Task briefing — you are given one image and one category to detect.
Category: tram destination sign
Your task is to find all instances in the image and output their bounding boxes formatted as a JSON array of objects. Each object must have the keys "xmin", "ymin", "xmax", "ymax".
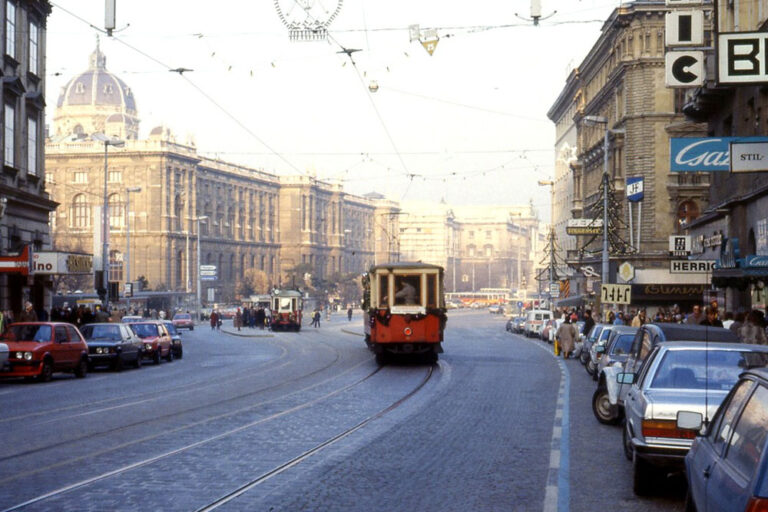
[{"xmin": 670, "ymin": 260, "xmax": 716, "ymax": 273}]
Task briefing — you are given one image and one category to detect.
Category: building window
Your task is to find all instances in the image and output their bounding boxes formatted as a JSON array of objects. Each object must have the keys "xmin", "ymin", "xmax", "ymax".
[
  {"xmin": 28, "ymin": 20, "xmax": 38, "ymax": 74},
  {"xmin": 109, "ymin": 250, "xmax": 123, "ymax": 282},
  {"xmin": 677, "ymin": 200, "xmax": 700, "ymax": 231},
  {"xmin": 73, "ymin": 170, "xmax": 88, "ymax": 184},
  {"xmin": 108, "ymin": 193, "xmax": 123, "ymax": 229},
  {"xmin": 485, "ymin": 230, "xmax": 492, "ymax": 239},
  {"xmin": 27, "ymin": 116, "xmax": 36, "ymax": 175},
  {"xmin": 108, "ymin": 170, "xmax": 121, "ymax": 183},
  {"xmin": 70, "ymin": 194, "xmax": 90, "ymax": 228},
  {"xmin": 5, "ymin": 1, "xmax": 15, "ymax": 59},
  {"xmin": 74, "ymin": 82, "xmax": 85, "ymax": 94},
  {"xmin": 4, "ymin": 103, "xmax": 14, "ymax": 167}
]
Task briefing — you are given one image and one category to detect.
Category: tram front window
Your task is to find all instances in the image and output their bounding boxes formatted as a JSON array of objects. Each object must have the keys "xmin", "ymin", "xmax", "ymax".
[
  {"xmin": 394, "ymin": 275, "xmax": 421, "ymax": 306},
  {"xmin": 426, "ymin": 274, "xmax": 437, "ymax": 308}
]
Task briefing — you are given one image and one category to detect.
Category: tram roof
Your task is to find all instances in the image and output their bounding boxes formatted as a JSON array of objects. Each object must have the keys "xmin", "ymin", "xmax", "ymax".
[
  {"xmin": 369, "ymin": 261, "xmax": 444, "ymax": 272},
  {"xmin": 271, "ymin": 289, "xmax": 304, "ymax": 297}
]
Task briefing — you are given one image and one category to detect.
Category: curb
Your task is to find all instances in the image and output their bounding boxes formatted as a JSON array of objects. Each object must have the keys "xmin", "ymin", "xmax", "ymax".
[
  {"xmin": 340, "ymin": 329, "xmax": 364, "ymax": 337},
  {"xmin": 221, "ymin": 329, "xmax": 274, "ymax": 338}
]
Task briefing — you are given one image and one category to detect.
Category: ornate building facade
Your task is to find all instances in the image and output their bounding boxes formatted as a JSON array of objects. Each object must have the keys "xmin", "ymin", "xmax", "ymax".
[
  {"xmin": 46, "ymin": 46, "xmax": 394, "ymax": 303},
  {"xmin": 0, "ymin": 0, "xmax": 55, "ymax": 314},
  {"xmin": 548, "ymin": 0, "xmax": 712, "ymax": 310}
]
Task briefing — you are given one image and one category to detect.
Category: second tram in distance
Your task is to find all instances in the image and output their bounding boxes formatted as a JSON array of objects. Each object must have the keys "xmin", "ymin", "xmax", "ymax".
[{"xmin": 363, "ymin": 262, "xmax": 447, "ymax": 364}]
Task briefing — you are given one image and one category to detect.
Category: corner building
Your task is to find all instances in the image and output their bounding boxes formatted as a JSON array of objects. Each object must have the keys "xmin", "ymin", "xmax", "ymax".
[{"xmin": 548, "ymin": 0, "xmax": 713, "ymax": 312}]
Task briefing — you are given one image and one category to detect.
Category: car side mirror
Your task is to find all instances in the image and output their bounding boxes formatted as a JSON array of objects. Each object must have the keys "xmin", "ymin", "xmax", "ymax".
[
  {"xmin": 596, "ymin": 345, "xmax": 605, "ymax": 354},
  {"xmin": 617, "ymin": 372, "xmax": 636, "ymax": 385},
  {"xmin": 676, "ymin": 411, "xmax": 703, "ymax": 432}
]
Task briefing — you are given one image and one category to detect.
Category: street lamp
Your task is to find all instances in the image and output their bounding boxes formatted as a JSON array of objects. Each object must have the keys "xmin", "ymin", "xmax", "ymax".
[
  {"xmin": 581, "ymin": 115, "xmax": 625, "ymax": 312},
  {"xmin": 195, "ymin": 215, "xmax": 208, "ymax": 324},
  {"xmin": 125, "ymin": 186, "xmax": 141, "ymax": 312},
  {"xmin": 92, "ymin": 133, "xmax": 125, "ymax": 311}
]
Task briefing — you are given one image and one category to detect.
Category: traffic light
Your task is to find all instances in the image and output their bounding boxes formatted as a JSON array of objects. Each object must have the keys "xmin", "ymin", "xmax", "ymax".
[{"xmin": 108, "ymin": 282, "xmax": 120, "ymax": 302}]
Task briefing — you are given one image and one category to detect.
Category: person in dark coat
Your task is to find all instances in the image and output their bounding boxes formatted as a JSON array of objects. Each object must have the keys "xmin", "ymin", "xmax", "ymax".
[{"xmin": 582, "ymin": 309, "xmax": 595, "ymax": 337}]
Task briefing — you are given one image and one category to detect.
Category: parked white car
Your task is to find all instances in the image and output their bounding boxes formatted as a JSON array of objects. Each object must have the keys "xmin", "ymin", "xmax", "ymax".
[{"xmin": 524, "ymin": 310, "xmax": 552, "ymax": 337}]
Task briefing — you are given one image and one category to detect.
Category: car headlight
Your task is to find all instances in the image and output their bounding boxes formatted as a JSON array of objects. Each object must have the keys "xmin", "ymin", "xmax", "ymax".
[
  {"xmin": 24, "ymin": 352, "xmax": 32, "ymax": 361},
  {"xmin": 15, "ymin": 351, "xmax": 23, "ymax": 359},
  {"xmin": 144, "ymin": 344, "xmax": 152, "ymax": 351}
]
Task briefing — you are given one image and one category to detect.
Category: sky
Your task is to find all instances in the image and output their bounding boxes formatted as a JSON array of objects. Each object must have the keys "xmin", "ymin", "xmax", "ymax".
[{"xmin": 45, "ymin": 0, "xmax": 624, "ymax": 221}]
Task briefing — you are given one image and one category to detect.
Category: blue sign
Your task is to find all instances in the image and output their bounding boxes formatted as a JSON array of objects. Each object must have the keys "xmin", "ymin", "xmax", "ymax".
[
  {"xmin": 201, "ymin": 276, "xmax": 217, "ymax": 281},
  {"xmin": 670, "ymin": 137, "xmax": 768, "ymax": 172},
  {"xmin": 626, "ymin": 177, "xmax": 644, "ymax": 202},
  {"xmin": 517, "ymin": 301, "xmax": 523, "ymax": 308}
]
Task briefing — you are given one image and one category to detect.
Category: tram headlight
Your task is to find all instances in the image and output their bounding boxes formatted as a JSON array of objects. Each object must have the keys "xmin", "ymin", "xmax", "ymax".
[{"xmin": 404, "ymin": 327, "xmax": 413, "ymax": 336}]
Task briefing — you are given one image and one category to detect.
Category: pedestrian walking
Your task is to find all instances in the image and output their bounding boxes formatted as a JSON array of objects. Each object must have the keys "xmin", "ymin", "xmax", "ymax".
[
  {"xmin": 210, "ymin": 310, "xmax": 218, "ymax": 330},
  {"xmin": 740, "ymin": 310, "xmax": 767, "ymax": 345},
  {"xmin": 347, "ymin": 307, "xmax": 353, "ymax": 321},
  {"xmin": 555, "ymin": 316, "xmax": 578, "ymax": 359},
  {"xmin": 19, "ymin": 301, "xmax": 37, "ymax": 322},
  {"xmin": 235, "ymin": 308, "xmax": 243, "ymax": 332},
  {"xmin": 312, "ymin": 310, "xmax": 321, "ymax": 328}
]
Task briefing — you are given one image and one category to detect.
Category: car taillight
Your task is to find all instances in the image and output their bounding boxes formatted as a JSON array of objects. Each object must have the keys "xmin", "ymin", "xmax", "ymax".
[
  {"xmin": 746, "ymin": 497, "xmax": 768, "ymax": 512},
  {"xmin": 642, "ymin": 419, "xmax": 696, "ymax": 439}
]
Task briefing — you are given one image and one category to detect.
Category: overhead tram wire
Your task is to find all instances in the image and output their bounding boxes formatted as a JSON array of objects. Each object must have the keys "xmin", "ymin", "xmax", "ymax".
[{"xmin": 50, "ymin": 2, "xmax": 307, "ymax": 177}]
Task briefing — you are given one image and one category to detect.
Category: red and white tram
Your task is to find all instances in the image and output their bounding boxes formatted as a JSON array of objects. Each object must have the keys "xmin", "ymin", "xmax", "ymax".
[
  {"xmin": 363, "ymin": 262, "xmax": 447, "ymax": 364},
  {"xmin": 270, "ymin": 289, "xmax": 303, "ymax": 331}
]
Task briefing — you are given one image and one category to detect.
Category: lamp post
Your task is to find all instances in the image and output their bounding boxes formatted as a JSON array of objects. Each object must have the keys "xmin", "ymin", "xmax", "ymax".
[
  {"xmin": 582, "ymin": 116, "xmax": 625, "ymax": 314},
  {"xmin": 92, "ymin": 133, "xmax": 125, "ymax": 311},
  {"xmin": 195, "ymin": 215, "xmax": 208, "ymax": 324},
  {"xmin": 125, "ymin": 186, "xmax": 141, "ymax": 312}
]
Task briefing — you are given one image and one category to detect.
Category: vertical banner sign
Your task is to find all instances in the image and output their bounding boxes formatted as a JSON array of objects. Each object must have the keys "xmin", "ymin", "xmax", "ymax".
[{"xmin": 665, "ymin": 10, "xmax": 704, "ymax": 46}]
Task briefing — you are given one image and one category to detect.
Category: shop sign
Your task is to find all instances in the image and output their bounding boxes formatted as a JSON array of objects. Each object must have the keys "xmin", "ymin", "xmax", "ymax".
[
  {"xmin": 743, "ymin": 255, "xmax": 768, "ymax": 268},
  {"xmin": 618, "ymin": 262, "xmax": 635, "ymax": 282},
  {"xmin": 730, "ymin": 141, "xmax": 768, "ymax": 172},
  {"xmin": 669, "ymin": 235, "xmax": 692, "ymax": 256},
  {"xmin": 631, "ymin": 283, "xmax": 709, "ymax": 301},
  {"xmin": 601, "ymin": 283, "xmax": 632, "ymax": 304},
  {"xmin": 567, "ymin": 218, "xmax": 603, "ymax": 235},
  {"xmin": 670, "ymin": 137, "xmax": 768, "ymax": 172},
  {"xmin": 0, "ymin": 245, "xmax": 32, "ymax": 275},
  {"xmin": 32, "ymin": 252, "xmax": 93, "ymax": 275},
  {"xmin": 670, "ymin": 260, "xmax": 716, "ymax": 273},
  {"xmin": 626, "ymin": 177, "xmax": 644, "ymax": 202}
]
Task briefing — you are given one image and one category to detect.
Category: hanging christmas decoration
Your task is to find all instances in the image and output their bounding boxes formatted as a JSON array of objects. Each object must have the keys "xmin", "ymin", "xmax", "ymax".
[{"xmin": 409, "ymin": 24, "xmax": 440, "ymax": 56}]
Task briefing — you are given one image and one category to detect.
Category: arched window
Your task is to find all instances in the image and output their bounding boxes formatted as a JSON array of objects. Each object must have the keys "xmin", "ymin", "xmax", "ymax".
[
  {"xmin": 174, "ymin": 194, "xmax": 184, "ymax": 232},
  {"xmin": 677, "ymin": 200, "xmax": 700, "ymax": 231},
  {"xmin": 229, "ymin": 254, "xmax": 235, "ymax": 280},
  {"xmin": 467, "ymin": 245, "xmax": 475, "ymax": 257},
  {"xmin": 109, "ymin": 250, "xmax": 123, "ymax": 282},
  {"xmin": 176, "ymin": 250, "xmax": 183, "ymax": 289},
  {"xmin": 70, "ymin": 194, "xmax": 90, "ymax": 228},
  {"xmin": 108, "ymin": 193, "xmax": 123, "ymax": 229}
]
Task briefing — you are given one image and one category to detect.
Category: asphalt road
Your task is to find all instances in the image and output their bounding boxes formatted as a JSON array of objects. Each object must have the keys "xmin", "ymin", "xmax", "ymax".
[{"xmin": 0, "ymin": 310, "xmax": 685, "ymax": 511}]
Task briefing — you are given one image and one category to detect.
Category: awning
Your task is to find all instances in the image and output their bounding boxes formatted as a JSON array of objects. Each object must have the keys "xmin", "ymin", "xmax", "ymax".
[{"xmin": 555, "ymin": 295, "xmax": 590, "ymax": 308}]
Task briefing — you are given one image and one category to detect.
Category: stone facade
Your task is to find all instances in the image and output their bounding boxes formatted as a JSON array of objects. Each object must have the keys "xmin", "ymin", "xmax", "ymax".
[{"xmin": 0, "ymin": 0, "xmax": 55, "ymax": 315}]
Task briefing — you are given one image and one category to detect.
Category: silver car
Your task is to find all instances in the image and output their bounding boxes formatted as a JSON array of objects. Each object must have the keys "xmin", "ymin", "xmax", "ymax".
[
  {"xmin": 0, "ymin": 342, "xmax": 8, "ymax": 372},
  {"xmin": 591, "ymin": 326, "xmax": 638, "ymax": 425},
  {"xmin": 620, "ymin": 341, "xmax": 768, "ymax": 496},
  {"xmin": 586, "ymin": 324, "xmax": 617, "ymax": 378}
]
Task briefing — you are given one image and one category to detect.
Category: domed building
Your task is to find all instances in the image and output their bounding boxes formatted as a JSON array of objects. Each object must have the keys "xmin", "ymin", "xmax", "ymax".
[{"xmin": 52, "ymin": 41, "xmax": 139, "ymax": 140}]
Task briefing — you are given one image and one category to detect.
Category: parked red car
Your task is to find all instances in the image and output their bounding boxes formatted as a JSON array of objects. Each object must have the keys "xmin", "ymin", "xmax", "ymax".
[
  {"xmin": 128, "ymin": 321, "xmax": 173, "ymax": 364},
  {"xmin": 172, "ymin": 313, "xmax": 194, "ymax": 331},
  {"xmin": 0, "ymin": 322, "xmax": 89, "ymax": 382}
]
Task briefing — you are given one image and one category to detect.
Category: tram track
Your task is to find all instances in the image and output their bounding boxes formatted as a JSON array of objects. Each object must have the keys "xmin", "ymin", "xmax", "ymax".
[
  {"xmin": 0, "ymin": 364, "xmax": 435, "ymax": 512},
  {"xmin": 0, "ymin": 349, "xmax": 369, "ymax": 484}
]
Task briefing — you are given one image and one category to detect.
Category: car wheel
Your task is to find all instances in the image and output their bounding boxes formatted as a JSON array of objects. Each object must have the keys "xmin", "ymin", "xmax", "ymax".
[
  {"xmin": 74, "ymin": 358, "xmax": 88, "ymax": 379},
  {"xmin": 135, "ymin": 352, "xmax": 142, "ymax": 369},
  {"xmin": 190, "ymin": 326, "xmax": 194, "ymax": 331},
  {"xmin": 580, "ymin": 349, "xmax": 589, "ymax": 365},
  {"xmin": 175, "ymin": 347, "xmax": 183, "ymax": 360},
  {"xmin": 592, "ymin": 387, "xmax": 619, "ymax": 425},
  {"xmin": 586, "ymin": 359, "xmax": 596, "ymax": 376},
  {"xmin": 166, "ymin": 347, "xmax": 174, "ymax": 362},
  {"xmin": 632, "ymin": 453, "xmax": 655, "ymax": 496},
  {"xmin": 38, "ymin": 359, "xmax": 53, "ymax": 383},
  {"xmin": 623, "ymin": 420, "xmax": 634, "ymax": 461},
  {"xmin": 153, "ymin": 351, "xmax": 161, "ymax": 365}
]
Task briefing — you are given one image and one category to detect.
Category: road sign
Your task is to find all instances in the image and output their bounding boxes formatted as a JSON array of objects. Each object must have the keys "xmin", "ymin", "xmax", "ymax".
[
  {"xmin": 626, "ymin": 177, "xmax": 644, "ymax": 202},
  {"xmin": 200, "ymin": 270, "xmax": 217, "ymax": 277},
  {"xmin": 201, "ymin": 276, "xmax": 217, "ymax": 281},
  {"xmin": 517, "ymin": 301, "xmax": 523, "ymax": 309},
  {"xmin": 601, "ymin": 284, "xmax": 632, "ymax": 305},
  {"xmin": 549, "ymin": 282, "xmax": 560, "ymax": 298},
  {"xmin": 665, "ymin": 50, "xmax": 705, "ymax": 87},
  {"xmin": 566, "ymin": 218, "xmax": 603, "ymax": 235},
  {"xmin": 124, "ymin": 282, "xmax": 133, "ymax": 298},
  {"xmin": 200, "ymin": 265, "xmax": 217, "ymax": 271},
  {"xmin": 618, "ymin": 262, "xmax": 635, "ymax": 282}
]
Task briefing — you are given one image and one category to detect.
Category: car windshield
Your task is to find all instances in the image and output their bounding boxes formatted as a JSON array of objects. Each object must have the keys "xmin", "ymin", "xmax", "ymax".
[
  {"xmin": 588, "ymin": 326, "xmax": 603, "ymax": 342},
  {"xmin": 1, "ymin": 325, "xmax": 52, "ymax": 342},
  {"xmin": 599, "ymin": 328, "xmax": 612, "ymax": 341},
  {"xmin": 130, "ymin": 323, "xmax": 160, "ymax": 338},
  {"xmin": 650, "ymin": 349, "xmax": 768, "ymax": 390},
  {"xmin": 81, "ymin": 325, "xmax": 121, "ymax": 341},
  {"xmin": 173, "ymin": 314, "xmax": 191, "ymax": 320},
  {"xmin": 121, "ymin": 316, "xmax": 142, "ymax": 323},
  {"xmin": 611, "ymin": 334, "xmax": 634, "ymax": 355},
  {"xmin": 164, "ymin": 323, "xmax": 179, "ymax": 335}
]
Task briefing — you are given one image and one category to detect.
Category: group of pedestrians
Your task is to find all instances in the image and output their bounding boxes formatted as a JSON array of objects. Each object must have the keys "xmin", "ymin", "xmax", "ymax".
[{"xmin": 228, "ymin": 306, "xmax": 272, "ymax": 332}]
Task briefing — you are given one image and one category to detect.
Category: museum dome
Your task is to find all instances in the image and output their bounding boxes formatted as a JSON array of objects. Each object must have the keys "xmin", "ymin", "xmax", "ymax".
[{"xmin": 52, "ymin": 41, "xmax": 140, "ymax": 140}]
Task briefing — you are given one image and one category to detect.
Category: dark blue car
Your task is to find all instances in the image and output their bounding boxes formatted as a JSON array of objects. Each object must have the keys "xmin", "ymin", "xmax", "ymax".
[{"xmin": 683, "ymin": 367, "xmax": 768, "ymax": 512}]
